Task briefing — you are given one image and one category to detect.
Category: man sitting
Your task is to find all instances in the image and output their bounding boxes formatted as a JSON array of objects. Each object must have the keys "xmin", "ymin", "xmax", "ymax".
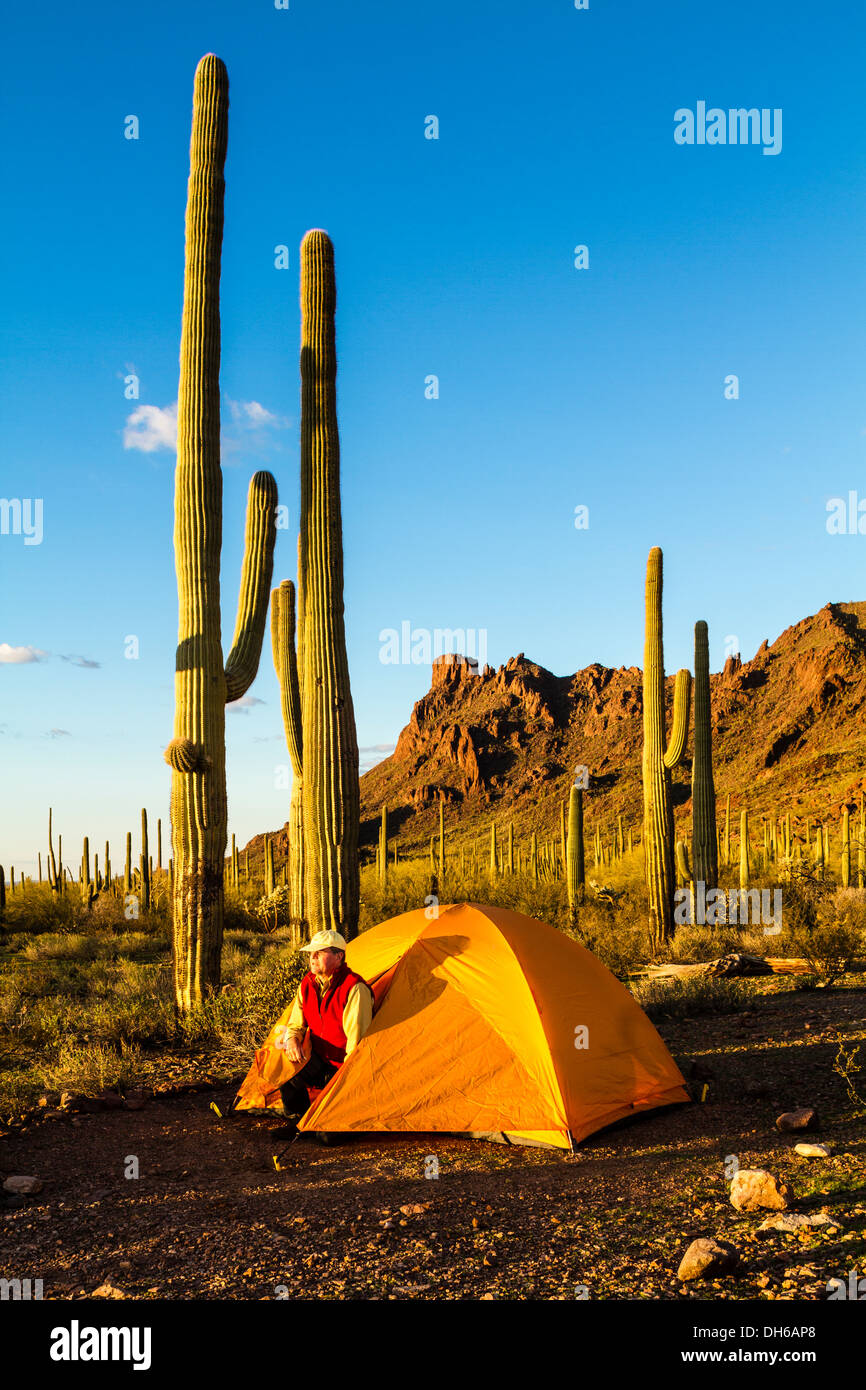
[{"xmin": 274, "ymin": 929, "xmax": 373, "ymax": 1140}]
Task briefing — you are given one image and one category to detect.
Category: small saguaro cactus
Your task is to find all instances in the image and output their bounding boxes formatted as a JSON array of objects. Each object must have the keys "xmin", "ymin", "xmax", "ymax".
[
  {"xmin": 642, "ymin": 547, "xmax": 692, "ymax": 947},
  {"xmin": 438, "ymin": 801, "xmax": 445, "ymax": 878},
  {"xmin": 530, "ymin": 832, "xmax": 538, "ymax": 882},
  {"xmin": 859, "ymin": 794, "xmax": 865, "ymax": 889},
  {"xmin": 125, "ymin": 832, "xmax": 132, "ymax": 895},
  {"xmin": 566, "ymin": 784, "xmax": 585, "ymax": 915},
  {"xmin": 264, "ymin": 835, "xmax": 275, "ymax": 896},
  {"xmin": 165, "ymin": 56, "xmax": 278, "ymax": 1009},
  {"xmin": 140, "ymin": 809, "xmax": 150, "ymax": 912},
  {"xmin": 814, "ymin": 827, "xmax": 825, "ymax": 880},
  {"xmin": 739, "ymin": 809, "xmax": 750, "ymax": 889},
  {"xmin": 380, "ymin": 806, "xmax": 389, "ymax": 886},
  {"xmin": 691, "ymin": 620, "xmax": 718, "ymax": 896},
  {"xmin": 48, "ymin": 807, "xmax": 58, "ymax": 892},
  {"xmin": 489, "ymin": 824, "xmax": 497, "ymax": 877},
  {"xmin": 508, "ymin": 821, "xmax": 515, "ymax": 874},
  {"xmin": 723, "ymin": 794, "xmax": 731, "ymax": 867}
]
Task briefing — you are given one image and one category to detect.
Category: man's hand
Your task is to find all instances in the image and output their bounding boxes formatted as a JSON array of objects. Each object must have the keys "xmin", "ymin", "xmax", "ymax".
[{"xmin": 275, "ymin": 1026, "xmax": 306, "ymax": 1066}]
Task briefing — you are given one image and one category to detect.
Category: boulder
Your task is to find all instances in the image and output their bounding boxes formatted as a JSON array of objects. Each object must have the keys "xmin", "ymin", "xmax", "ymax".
[
  {"xmin": 730, "ymin": 1169, "xmax": 793, "ymax": 1211},
  {"xmin": 776, "ymin": 1108, "xmax": 818, "ymax": 1133},
  {"xmin": 794, "ymin": 1143, "xmax": 832, "ymax": 1159},
  {"xmin": 677, "ymin": 1237, "xmax": 740, "ymax": 1281},
  {"xmin": 2, "ymin": 1175, "xmax": 43, "ymax": 1196}
]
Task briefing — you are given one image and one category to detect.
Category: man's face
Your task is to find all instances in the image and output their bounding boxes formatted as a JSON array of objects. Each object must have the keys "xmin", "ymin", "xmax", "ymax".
[{"xmin": 310, "ymin": 948, "xmax": 343, "ymax": 977}]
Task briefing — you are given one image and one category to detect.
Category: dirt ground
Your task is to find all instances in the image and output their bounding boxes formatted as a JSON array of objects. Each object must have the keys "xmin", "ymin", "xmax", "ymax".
[{"xmin": 1, "ymin": 987, "xmax": 864, "ymax": 1301}]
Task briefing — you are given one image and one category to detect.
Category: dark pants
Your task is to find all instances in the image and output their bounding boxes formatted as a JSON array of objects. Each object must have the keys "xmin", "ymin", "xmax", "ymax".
[{"xmin": 279, "ymin": 1049, "xmax": 337, "ymax": 1118}]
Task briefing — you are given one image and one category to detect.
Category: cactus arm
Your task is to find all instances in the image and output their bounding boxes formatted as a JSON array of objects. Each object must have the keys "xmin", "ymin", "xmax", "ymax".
[
  {"xmin": 271, "ymin": 580, "xmax": 303, "ymax": 777},
  {"xmin": 224, "ymin": 471, "xmax": 279, "ymax": 703},
  {"xmin": 662, "ymin": 668, "xmax": 692, "ymax": 768},
  {"xmin": 271, "ymin": 577, "xmax": 305, "ymax": 930}
]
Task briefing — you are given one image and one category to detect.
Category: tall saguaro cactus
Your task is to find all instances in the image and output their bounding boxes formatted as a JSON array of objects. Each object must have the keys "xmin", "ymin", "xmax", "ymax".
[
  {"xmin": 165, "ymin": 56, "xmax": 278, "ymax": 1008},
  {"xmin": 271, "ymin": 579, "xmax": 304, "ymax": 924},
  {"xmin": 642, "ymin": 547, "xmax": 691, "ymax": 947},
  {"xmin": 691, "ymin": 620, "xmax": 718, "ymax": 895},
  {"xmin": 298, "ymin": 230, "xmax": 360, "ymax": 939}
]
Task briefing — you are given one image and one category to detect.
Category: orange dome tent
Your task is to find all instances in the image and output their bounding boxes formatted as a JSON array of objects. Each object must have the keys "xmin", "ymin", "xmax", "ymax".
[{"xmin": 234, "ymin": 902, "xmax": 690, "ymax": 1149}]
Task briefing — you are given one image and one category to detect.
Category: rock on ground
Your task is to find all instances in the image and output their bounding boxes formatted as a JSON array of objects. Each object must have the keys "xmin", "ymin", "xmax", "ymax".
[
  {"xmin": 730, "ymin": 1169, "xmax": 793, "ymax": 1211},
  {"xmin": 2, "ymin": 1176, "xmax": 43, "ymax": 1195},
  {"xmin": 756, "ymin": 1213, "xmax": 839, "ymax": 1236},
  {"xmin": 677, "ymin": 1237, "xmax": 740, "ymax": 1281},
  {"xmin": 776, "ymin": 1108, "xmax": 819, "ymax": 1132}
]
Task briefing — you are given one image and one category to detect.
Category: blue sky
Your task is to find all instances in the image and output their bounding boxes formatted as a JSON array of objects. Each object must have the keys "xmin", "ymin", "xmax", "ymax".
[{"xmin": 2, "ymin": 0, "xmax": 865, "ymax": 871}]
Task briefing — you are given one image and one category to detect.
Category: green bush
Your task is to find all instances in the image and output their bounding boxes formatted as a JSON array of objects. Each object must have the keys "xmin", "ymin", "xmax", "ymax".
[{"xmin": 630, "ymin": 972, "xmax": 752, "ymax": 1020}]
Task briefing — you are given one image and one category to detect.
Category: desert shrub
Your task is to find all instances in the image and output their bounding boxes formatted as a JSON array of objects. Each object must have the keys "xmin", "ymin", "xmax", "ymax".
[
  {"xmin": 567, "ymin": 898, "xmax": 650, "ymax": 978},
  {"xmin": 782, "ymin": 883, "xmax": 866, "ymax": 986},
  {"xmin": 180, "ymin": 942, "xmax": 307, "ymax": 1052},
  {"xmin": 37, "ymin": 1038, "xmax": 144, "ymax": 1095},
  {"xmin": 667, "ymin": 923, "xmax": 769, "ymax": 963},
  {"xmin": 630, "ymin": 972, "xmax": 752, "ymax": 1020},
  {"xmin": 0, "ymin": 883, "xmax": 78, "ymax": 935}
]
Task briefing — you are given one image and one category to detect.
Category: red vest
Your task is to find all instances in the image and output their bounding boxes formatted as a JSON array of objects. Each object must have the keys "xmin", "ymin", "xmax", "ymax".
[{"xmin": 300, "ymin": 962, "xmax": 370, "ymax": 1067}]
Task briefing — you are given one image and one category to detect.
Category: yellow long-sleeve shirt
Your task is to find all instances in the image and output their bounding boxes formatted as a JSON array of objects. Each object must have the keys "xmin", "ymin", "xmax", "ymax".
[{"xmin": 285, "ymin": 972, "xmax": 373, "ymax": 1058}]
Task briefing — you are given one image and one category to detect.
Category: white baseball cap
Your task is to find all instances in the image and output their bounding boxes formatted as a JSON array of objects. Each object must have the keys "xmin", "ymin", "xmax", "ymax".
[{"xmin": 301, "ymin": 930, "xmax": 348, "ymax": 953}]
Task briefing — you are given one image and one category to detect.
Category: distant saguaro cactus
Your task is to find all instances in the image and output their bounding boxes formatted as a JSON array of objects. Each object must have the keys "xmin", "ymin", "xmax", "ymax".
[
  {"xmin": 642, "ymin": 547, "xmax": 691, "ymax": 946},
  {"xmin": 298, "ymin": 229, "xmax": 360, "ymax": 940},
  {"xmin": 566, "ymin": 784, "xmax": 585, "ymax": 915},
  {"xmin": 438, "ymin": 801, "xmax": 445, "ymax": 878},
  {"xmin": 739, "ymin": 809, "xmax": 750, "ymax": 889},
  {"xmin": 165, "ymin": 56, "xmax": 278, "ymax": 1009},
  {"xmin": 691, "ymin": 620, "xmax": 718, "ymax": 896},
  {"xmin": 140, "ymin": 809, "xmax": 150, "ymax": 912},
  {"xmin": 381, "ymin": 806, "xmax": 389, "ymax": 886}
]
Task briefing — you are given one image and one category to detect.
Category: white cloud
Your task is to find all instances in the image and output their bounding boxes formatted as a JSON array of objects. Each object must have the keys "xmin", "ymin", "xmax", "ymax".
[
  {"xmin": 46, "ymin": 728, "xmax": 71, "ymax": 739},
  {"xmin": 123, "ymin": 399, "xmax": 288, "ymax": 457},
  {"xmin": 123, "ymin": 402, "xmax": 178, "ymax": 453},
  {"xmin": 0, "ymin": 644, "xmax": 46, "ymax": 664},
  {"xmin": 227, "ymin": 694, "xmax": 265, "ymax": 714},
  {"xmin": 227, "ymin": 399, "xmax": 288, "ymax": 430}
]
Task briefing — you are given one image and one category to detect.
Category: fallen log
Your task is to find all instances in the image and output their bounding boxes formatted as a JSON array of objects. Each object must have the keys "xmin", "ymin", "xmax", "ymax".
[{"xmin": 638, "ymin": 956, "xmax": 866, "ymax": 980}]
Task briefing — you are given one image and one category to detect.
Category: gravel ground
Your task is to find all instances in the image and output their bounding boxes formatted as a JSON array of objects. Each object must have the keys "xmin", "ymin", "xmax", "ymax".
[{"xmin": 1, "ymin": 987, "xmax": 864, "ymax": 1301}]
